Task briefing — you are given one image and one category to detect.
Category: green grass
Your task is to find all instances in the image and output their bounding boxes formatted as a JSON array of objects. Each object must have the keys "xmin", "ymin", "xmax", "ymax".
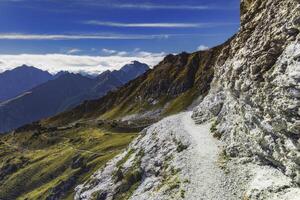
[
  {"xmin": 172, "ymin": 138, "xmax": 188, "ymax": 153},
  {"xmin": 0, "ymin": 127, "xmax": 138, "ymax": 200},
  {"xmin": 210, "ymin": 121, "xmax": 217, "ymax": 133},
  {"xmin": 218, "ymin": 149, "xmax": 230, "ymax": 171},
  {"xmin": 110, "ymin": 149, "xmax": 144, "ymax": 200},
  {"xmin": 163, "ymin": 88, "xmax": 198, "ymax": 116},
  {"xmin": 116, "ymin": 148, "xmax": 135, "ymax": 168},
  {"xmin": 101, "ymin": 87, "xmax": 198, "ymax": 122},
  {"xmin": 210, "ymin": 120, "xmax": 222, "ymax": 139}
]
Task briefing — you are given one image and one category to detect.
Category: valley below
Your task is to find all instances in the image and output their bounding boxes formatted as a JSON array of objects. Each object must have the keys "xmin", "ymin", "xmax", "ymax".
[{"xmin": 0, "ymin": 123, "xmax": 138, "ymax": 199}]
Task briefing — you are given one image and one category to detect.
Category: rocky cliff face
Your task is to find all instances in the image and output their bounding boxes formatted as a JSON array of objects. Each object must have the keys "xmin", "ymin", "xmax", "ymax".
[
  {"xmin": 74, "ymin": 0, "xmax": 300, "ymax": 199},
  {"xmin": 193, "ymin": 0, "xmax": 300, "ymax": 185}
]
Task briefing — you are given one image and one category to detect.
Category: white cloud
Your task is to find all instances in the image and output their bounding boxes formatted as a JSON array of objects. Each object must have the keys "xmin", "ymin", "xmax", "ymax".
[
  {"xmin": 0, "ymin": 33, "xmax": 230, "ymax": 42},
  {"xmin": 0, "ymin": 52, "xmax": 166, "ymax": 74},
  {"xmin": 110, "ymin": 4, "xmax": 211, "ymax": 10},
  {"xmin": 101, "ymin": 48, "xmax": 166, "ymax": 58},
  {"xmin": 101, "ymin": 48, "xmax": 117, "ymax": 54},
  {"xmin": 116, "ymin": 51, "xmax": 129, "ymax": 56},
  {"xmin": 66, "ymin": 48, "xmax": 81, "ymax": 54},
  {"xmin": 65, "ymin": 1, "xmax": 222, "ymax": 10},
  {"xmin": 0, "ymin": 33, "xmax": 169, "ymax": 40},
  {"xmin": 197, "ymin": 45, "xmax": 209, "ymax": 51},
  {"xmin": 85, "ymin": 21, "xmax": 205, "ymax": 28},
  {"xmin": 85, "ymin": 21, "xmax": 238, "ymax": 29}
]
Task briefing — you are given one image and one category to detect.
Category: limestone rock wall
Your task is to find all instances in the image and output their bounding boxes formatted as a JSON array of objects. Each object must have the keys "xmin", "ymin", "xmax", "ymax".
[{"xmin": 193, "ymin": 0, "xmax": 300, "ymax": 184}]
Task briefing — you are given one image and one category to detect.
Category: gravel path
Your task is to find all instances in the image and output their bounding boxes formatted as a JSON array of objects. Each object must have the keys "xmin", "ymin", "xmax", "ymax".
[
  {"xmin": 182, "ymin": 112, "xmax": 235, "ymax": 200},
  {"xmin": 75, "ymin": 112, "xmax": 239, "ymax": 200}
]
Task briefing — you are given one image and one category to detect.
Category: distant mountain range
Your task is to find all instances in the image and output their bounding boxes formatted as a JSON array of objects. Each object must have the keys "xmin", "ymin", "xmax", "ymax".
[
  {"xmin": 0, "ymin": 65, "xmax": 53, "ymax": 102},
  {"xmin": 0, "ymin": 61, "xmax": 149, "ymax": 133}
]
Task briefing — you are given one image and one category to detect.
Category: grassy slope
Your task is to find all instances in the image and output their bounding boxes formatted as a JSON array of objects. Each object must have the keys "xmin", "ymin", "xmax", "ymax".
[
  {"xmin": 0, "ymin": 126, "xmax": 137, "ymax": 200},
  {"xmin": 43, "ymin": 39, "xmax": 233, "ymax": 128}
]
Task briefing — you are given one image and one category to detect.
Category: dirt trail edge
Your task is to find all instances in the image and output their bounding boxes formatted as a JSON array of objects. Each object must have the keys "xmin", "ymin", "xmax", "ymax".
[{"xmin": 181, "ymin": 112, "xmax": 235, "ymax": 200}]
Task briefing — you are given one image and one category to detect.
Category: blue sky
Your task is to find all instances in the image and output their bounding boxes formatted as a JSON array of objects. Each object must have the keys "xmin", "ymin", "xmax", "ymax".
[{"xmin": 0, "ymin": 0, "xmax": 240, "ymax": 73}]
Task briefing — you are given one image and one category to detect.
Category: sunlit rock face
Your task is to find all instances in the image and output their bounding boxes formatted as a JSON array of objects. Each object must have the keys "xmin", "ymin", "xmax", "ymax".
[
  {"xmin": 75, "ymin": 0, "xmax": 300, "ymax": 199},
  {"xmin": 240, "ymin": 0, "xmax": 255, "ymax": 17},
  {"xmin": 193, "ymin": 0, "xmax": 300, "ymax": 184}
]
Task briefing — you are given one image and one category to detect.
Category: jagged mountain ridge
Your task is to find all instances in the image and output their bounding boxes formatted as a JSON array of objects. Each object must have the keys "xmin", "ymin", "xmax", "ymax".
[
  {"xmin": 0, "ymin": 61, "xmax": 149, "ymax": 133},
  {"xmin": 0, "ymin": 65, "xmax": 53, "ymax": 102},
  {"xmin": 110, "ymin": 61, "xmax": 150, "ymax": 84},
  {"xmin": 44, "ymin": 40, "xmax": 232, "ymax": 127}
]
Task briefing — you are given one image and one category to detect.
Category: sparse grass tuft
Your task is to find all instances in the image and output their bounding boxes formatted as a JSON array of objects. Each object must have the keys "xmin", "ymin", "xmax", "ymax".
[
  {"xmin": 112, "ymin": 148, "xmax": 145, "ymax": 200},
  {"xmin": 243, "ymin": 194, "xmax": 250, "ymax": 200},
  {"xmin": 210, "ymin": 120, "xmax": 222, "ymax": 139},
  {"xmin": 180, "ymin": 189, "xmax": 185, "ymax": 198},
  {"xmin": 163, "ymin": 88, "xmax": 198, "ymax": 116},
  {"xmin": 173, "ymin": 138, "xmax": 188, "ymax": 153},
  {"xmin": 218, "ymin": 149, "xmax": 230, "ymax": 171},
  {"xmin": 210, "ymin": 121, "xmax": 217, "ymax": 132},
  {"xmin": 166, "ymin": 176, "xmax": 181, "ymax": 192},
  {"xmin": 116, "ymin": 148, "xmax": 135, "ymax": 168}
]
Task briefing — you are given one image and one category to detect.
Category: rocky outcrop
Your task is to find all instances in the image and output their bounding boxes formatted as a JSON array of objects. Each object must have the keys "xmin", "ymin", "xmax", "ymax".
[
  {"xmin": 70, "ymin": 1, "xmax": 300, "ymax": 199},
  {"xmin": 75, "ymin": 115, "xmax": 192, "ymax": 200},
  {"xmin": 74, "ymin": 0, "xmax": 300, "ymax": 199},
  {"xmin": 192, "ymin": 0, "xmax": 300, "ymax": 189}
]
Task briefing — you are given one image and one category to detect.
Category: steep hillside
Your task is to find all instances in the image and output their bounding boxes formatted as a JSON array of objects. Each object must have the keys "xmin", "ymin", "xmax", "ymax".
[
  {"xmin": 0, "ymin": 62, "xmax": 149, "ymax": 133},
  {"xmin": 0, "ymin": 38, "xmax": 233, "ymax": 200},
  {"xmin": 0, "ymin": 65, "xmax": 53, "ymax": 102},
  {"xmin": 75, "ymin": 0, "xmax": 300, "ymax": 199},
  {"xmin": 44, "ymin": 40, "xmax": 232, "ymax": 128}
]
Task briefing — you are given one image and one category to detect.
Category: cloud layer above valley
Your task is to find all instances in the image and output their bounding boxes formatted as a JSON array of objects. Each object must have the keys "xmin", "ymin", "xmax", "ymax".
[{"xmin": 0, "ymin": 51, "xmax": 166, "ymax": 75}]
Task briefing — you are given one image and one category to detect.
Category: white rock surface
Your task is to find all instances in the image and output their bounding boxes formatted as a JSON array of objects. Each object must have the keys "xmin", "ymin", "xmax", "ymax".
[
  {"xmin": 181, "ymin": 112, "xmax": 239, "ymax": 200},
  {"xmin": 192, "ymin": 0, "xmax": 300, "ymax": 199},
  {"xmin": 193, "ymin": 0, "xmax": 300, "ymax": 179},
  {"xmin": 75, "ymin": 112, "xmax": 243, "ymax": 200}
]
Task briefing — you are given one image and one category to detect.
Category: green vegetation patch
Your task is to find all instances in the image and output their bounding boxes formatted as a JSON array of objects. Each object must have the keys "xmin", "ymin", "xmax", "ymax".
[
  {"xmin": 154, "ymin": 155, "xmax": 185, "ymax": 199},
  {"xmin": 218, "ymin": 149, "xmax": 230, "ymax": 171},
  {"xmin": 210, "ymin": 120, "xmax": 222, "ymax": 139},
  {"xmin": 116, "ymin": 148, "xmax": 135, "ymax": 168},
  {"xmin": 173, "ymin": 138, "xmax": 188, "ymax": 153},
  {"xmin": 0, "ymin": 127, "xmax": 138, "ymax": 200},
  {"xmin": 163, "ymin": 88, "xmax": 199, "ymax": 116},
  {"xmin": 112, "ymin": 149, "xmax": 144, "ymax": 200}
]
